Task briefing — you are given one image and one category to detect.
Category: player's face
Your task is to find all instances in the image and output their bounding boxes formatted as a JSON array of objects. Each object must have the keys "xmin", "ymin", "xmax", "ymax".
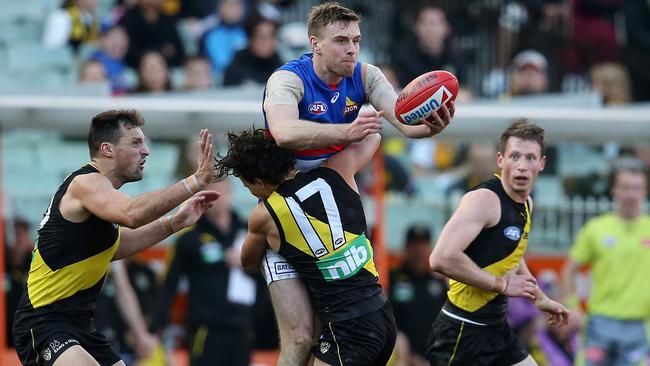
[
  {"xmin": 497, "ymin": 137, "xmax": 545, "ymax": 198},
  {"xmin": 114, "ymin": 126, "xmax": 149, "ymax": 183},
  {"xmin": 612, "ymin": 171, "xmax": 646, "ymax": 217},
  {"xmin": 314, "ymin": 21, "xmax": 361, "ymax": 77}
]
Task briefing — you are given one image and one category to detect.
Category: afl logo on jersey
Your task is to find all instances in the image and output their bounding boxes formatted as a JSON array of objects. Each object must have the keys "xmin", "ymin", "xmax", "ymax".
[
  {"xmin": 503, "ymin": 226, "xmax": 522, "ymax": 241},
  {"xmin": 309, "ymin": 101, "xmax": 328, "ymax": 115}
]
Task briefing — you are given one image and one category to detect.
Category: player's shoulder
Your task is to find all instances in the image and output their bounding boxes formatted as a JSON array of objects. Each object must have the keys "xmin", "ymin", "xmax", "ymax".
[
  {"xmin": 68, "ymin": 168, "xmax": 109, "ymax": 193},
  {"xmin": 458, "ymin": 189, "xmax": 501, "ymax": 222},
  {"xmin": 250, "ymin": 202, "xmax": 273, "ymax": 232},
  {"xmin": 267, "ymin": 69, "xmax": 303, "ymax": 87}
]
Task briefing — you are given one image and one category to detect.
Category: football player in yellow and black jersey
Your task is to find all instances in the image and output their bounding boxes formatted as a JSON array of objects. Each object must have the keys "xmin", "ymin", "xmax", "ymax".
[
  {"xmin": 427, "ymin": 119, "xmax": 569, "ymax": 366},
  {"xmin": 214, "ymin": 128, "xmax": 396, "ymax": 366},
  {"xmin": 12, "ymin": 110, "xmax": 219, "ymax": 366}
]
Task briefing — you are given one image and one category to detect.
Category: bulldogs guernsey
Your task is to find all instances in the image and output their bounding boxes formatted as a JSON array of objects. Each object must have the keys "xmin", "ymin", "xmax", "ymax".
[{"xmin": 263, "ymin": 53, "xmax": 366, "ymax": 170}]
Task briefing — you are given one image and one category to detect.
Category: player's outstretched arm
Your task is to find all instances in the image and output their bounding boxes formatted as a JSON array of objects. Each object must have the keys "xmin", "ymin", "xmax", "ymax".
[
  {"xmin": 241, "ymin": 203, "xmax": 274, "ymax": 273},
  {"xmin": 69, "ymin": 129, "xmax": 215, "ymax": 230},
  {"xmin": 322, "ymin": 131, "xmax": 381, "ymax": 191},
  {"xmin": 429, "ymin": 189, "xmax": 537, "ymax": 299},
  {"xmin": 114, "ymin": 190, "xmax": 219, "ymax": 260}
]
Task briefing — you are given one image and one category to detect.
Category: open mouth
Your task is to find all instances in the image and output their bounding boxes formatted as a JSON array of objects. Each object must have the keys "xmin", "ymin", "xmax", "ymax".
[{"xmin": 514, "ymin": 176, "xmax": 529, "ymax": 183}]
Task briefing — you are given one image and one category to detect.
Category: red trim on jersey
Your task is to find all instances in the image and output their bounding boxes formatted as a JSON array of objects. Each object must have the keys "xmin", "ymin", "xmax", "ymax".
[{"xmin": 294, "ymin": 144, "xmax": 345, "ymax": 158}]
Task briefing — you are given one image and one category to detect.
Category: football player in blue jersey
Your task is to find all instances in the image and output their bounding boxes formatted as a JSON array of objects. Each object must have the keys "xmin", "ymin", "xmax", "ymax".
[{"xmin": 260, "ymin": 2, "xmax": 455, "ymax": 364}]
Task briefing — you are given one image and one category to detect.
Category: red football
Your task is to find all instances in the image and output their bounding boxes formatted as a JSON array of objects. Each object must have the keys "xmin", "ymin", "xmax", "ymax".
[{"xmin": 395, "ymin": 70, "xmax": 459, "ymax": 125}]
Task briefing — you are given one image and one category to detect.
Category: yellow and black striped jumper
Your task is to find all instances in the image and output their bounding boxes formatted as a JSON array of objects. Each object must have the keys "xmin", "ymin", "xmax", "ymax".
[
  {"xmin": 264, "ymin": 167, "xmax": 397, "ymax": 365},
  {"xmin": 426, "ymin": 175, "xmax": 532, "ymax": 366},
  {"xmin": 13, "ymin": 164, "xmax": 122, "ymax": 366}
]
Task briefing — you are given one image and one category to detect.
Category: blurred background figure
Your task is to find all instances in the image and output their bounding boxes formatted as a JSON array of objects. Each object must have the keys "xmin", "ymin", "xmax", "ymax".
[
  {"xmin": 508, "ymin": 49, "xmax": 549, "ymax": 97},
  {"xmin": 390, "ymin": 225, "xmax": 447, "ymax": 366},
  {"xmin": 4, "ymin": 218, "xmax": 35, "ymax": 348},
  {"xmin": 223, "ymin": 15, "xmax": 282, "ymax": 87},
  {"xmin": 563, "ymin": 158, "xmax": 650, "ymax": 366},
  {"xmin": 203, "ymin": 0, "xmax": 248, "ymax": 77},
  {"xmin": 120, "ymin": 0, "xmax": 186, "ymax": 68},
  {"xmin": 391, "ymin": 5, "xmax": 463, "ymax": 88},
  {"xmin": 78, "ymin": 59, "xmax": 109, "ymax": 83},
  {"xmin": 183, "ymin": 56, "xmax": 214, "ymax": 90},
  {"xmin": 153, "ymin": 179, "xmax": 255, "ymax": 366},
  {"xmin": 42, "ymin": 0, "xmax": 100, "ymax": 52},
  {"xmin": 90, "ymin": 25, "xmax": 129, "ymax": 95},
  {"xmin": 589, "ymin": 62, "xmax": 632, "ymax": 106},
  {"xmin": 131, "ymin": 50, "xmax": 171, "ymax": 93},
  {"xmin": 507, "ymin": 275, "xmax": 580, "ymax": 366},
  {"xmin": 446, "ymin": 142, "xmax": 498, "ymax": 195}
]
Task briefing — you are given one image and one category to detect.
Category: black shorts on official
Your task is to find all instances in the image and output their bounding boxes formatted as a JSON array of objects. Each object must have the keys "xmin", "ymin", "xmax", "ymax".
[
  {"xmin": 426, "ymin": 312, "xmax": 528, "ymax": 366},
  {"xmin": 313, "ymin": 302, "xmax": 397, "ymax": 366},
  {"xmin": 13, "ymin": 319, "xmax": 121, "ymax": 366}
]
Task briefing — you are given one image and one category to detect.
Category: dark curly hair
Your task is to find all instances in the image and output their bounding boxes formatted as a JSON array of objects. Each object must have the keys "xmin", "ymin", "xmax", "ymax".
[{"xmin": 215, "ymin": 128, "xmax": 296, "ymax": 184}]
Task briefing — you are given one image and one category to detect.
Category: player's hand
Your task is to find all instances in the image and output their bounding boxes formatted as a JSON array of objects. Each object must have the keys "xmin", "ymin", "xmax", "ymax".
[
  {"xmin": 172, "ymin": 190, "xmax": 220, "ymax": 229},
  {"xmin": 402, "ymin": 101, "xmax": 455, "ymax": 138},
  {"xmin": 193, "ymin": 129, "xmax": 215, "ymax": 188},
  {"xmin": 534, "ymin": 296, "xmax": 570, "ymax": 327},
  {"xmin": 501, "ymin": 272, "xmax": 537, "ymax": 299},
  {"xmin": 346, "ymin": 111, "xmax": 383, "ymax": 143}
]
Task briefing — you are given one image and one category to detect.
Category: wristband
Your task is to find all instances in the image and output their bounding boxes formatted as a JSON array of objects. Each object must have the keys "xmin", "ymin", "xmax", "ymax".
[
  {"xmin": 182, "ymin": 175, "xmax": 201, "ymax": 195},
  {"xmin": 159, "ymin": 215, "xmax": 175, "ymax": 235}
]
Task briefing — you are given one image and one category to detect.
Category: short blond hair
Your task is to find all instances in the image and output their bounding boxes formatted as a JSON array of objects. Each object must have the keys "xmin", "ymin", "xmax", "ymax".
[{"xmin": 307, "ymin": 1, "xmax": 361, "ymax": 38}]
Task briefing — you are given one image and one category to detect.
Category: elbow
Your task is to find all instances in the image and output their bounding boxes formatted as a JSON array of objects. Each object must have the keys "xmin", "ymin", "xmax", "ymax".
[
  {"xmin": 272, "ymin": 132, "xmax": 294, "ymax": 149},
  {"xmin": 429, "ymin": 251, "xmax": 453, "ymax": 274}
]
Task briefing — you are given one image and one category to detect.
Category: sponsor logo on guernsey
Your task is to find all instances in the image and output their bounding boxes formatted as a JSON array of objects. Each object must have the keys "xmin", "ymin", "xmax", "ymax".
[
  {"xmin": 503, "ymin": 226, "xmax": 522, "ymax": 241},
  {"xmin": 399, "ymin": 85, "xmax": 452, "ymax": 124},
  {"xmin": 330, "ymin": 92, "xmax": 340, "ymax": 103},
  {"xmin": 274, "ymin": 261, "xmax": 296, "ymax": 274},
  {"xmin": 309, "ymin": 101, "xmax": 328, "ymax": 115},
  {"xmin": 316, "ymin": 236, "xmax": 371, "ymax": 281},
  {"xmin": 343, "ymin": 96, "xmax": 359, "ymax": 115}
]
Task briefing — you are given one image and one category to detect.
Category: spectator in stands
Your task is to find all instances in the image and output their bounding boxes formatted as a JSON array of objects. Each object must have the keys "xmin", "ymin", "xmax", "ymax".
[
  {"xmin": 589, "ymin": 62, "xmax": 632, "ymax": 106},
  {"xmin": 447, "ymin": 142, "xmax": 498, "ymax": 194},
  {"xmin": 562, "ymin": 158, "xmax": 650, "ymax": 366},
  {"xmin": 391, "ymin": 5, "xmax": 464, "ymax": 88},
  {"xmin": 120, "ymin": 0, "xmax": 186, "ymax": 68},
  {"xmin": 508, "ymin": 49, "xmax": 549, "ymax": 97},
  {"xmin": 183, "ymin": 56, "xmax": 215, "ymax": 90},
  {"xmin": 624, "ymin": 0, "xmax": 650, "ymax": 101},
  {"xmin": 79, "ymin": 59, "xmax": 109, "ymax": 84},
  {"xmin": 223, "ymin": 15, "xmax": 282, "ymax": 87},
  {"xmin": 131, "ymin": 50, "xmax": 172, "ymax": 93},
  {"xmin": 4, "ymin": 218, "xmax": 35, "ymax": 347},
  {"xmin": 153, "ymin": 179, "xmax": 255, "ymax": 366},
  {"xmin": 42, "ymin": 0, "xmax": 100, "ymax": 52},
  {"xmin": 91, "ymin": 25, "xmax": 130, "ymax": 95},
  {"xmin": 390, "ymin": 225, "xmax": 447, "ymax": 366},
  {"xmin": 203, "ymin": 0, "xmax": 248, "ymax": 75},
  {"xmin": 565, "ymin": 0, "xmax": 624, "ymax": 78}
]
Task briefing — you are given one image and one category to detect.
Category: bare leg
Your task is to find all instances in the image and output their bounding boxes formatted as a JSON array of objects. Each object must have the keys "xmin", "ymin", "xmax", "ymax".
[
  {"xmin": 53, "ymin": 345, "xmax": 100, "ymax": 366},
  {"xmin": 512, "ymin": 355, "xmax": 538, "ymax": 366},
  {"xmin": 270, "ymin": 278, "xmax": 314, "ymax": 366}
]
